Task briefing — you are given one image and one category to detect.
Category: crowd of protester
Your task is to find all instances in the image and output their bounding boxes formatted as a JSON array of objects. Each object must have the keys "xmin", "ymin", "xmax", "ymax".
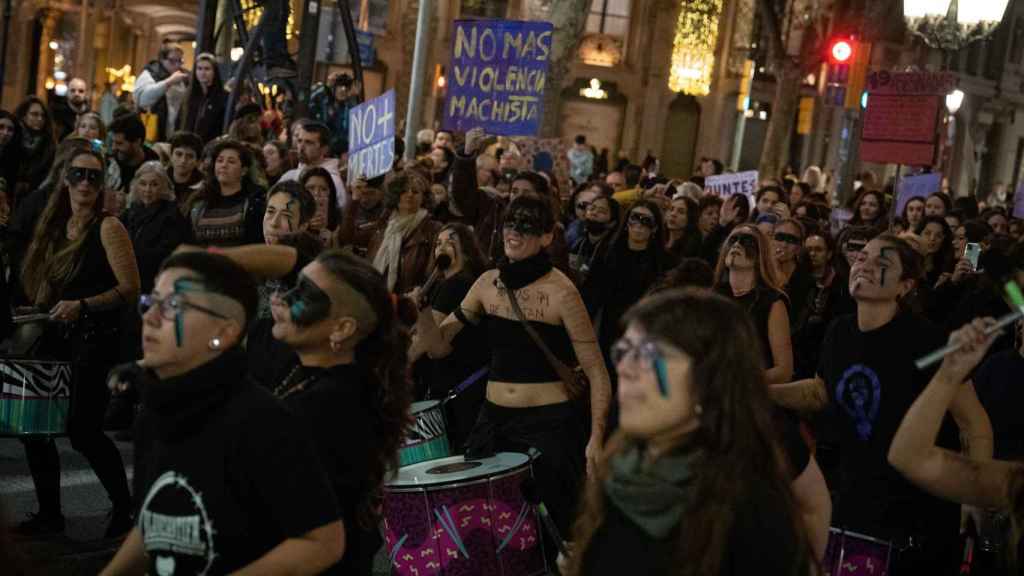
[{"xmin": 0, "ymin": 45, "xmax": 1023, "ymax": 575}]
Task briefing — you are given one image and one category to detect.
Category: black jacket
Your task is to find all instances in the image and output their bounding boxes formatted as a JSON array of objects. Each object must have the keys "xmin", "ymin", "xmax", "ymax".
[
  {"xmin": 178, "ymin": 86, "xmax": 228, "ymax": 145},
  {"xmin": 123, "ymin": 199, "xmax": 194, "ymax": 293}
]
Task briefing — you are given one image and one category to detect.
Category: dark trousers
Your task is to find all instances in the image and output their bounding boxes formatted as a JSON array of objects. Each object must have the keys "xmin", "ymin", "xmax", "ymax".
[
  {"xmin": 22, "ymin": 360, "xmax": 131, "ymax": 516},
  {"xmin": 466, "ymin": 400, "xmax": 586, "ymax": 536}
]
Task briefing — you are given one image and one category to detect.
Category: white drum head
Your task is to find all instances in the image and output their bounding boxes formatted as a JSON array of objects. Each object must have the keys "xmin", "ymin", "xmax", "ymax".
[
  {"xmin": 388, "ymin": 452, "xmax": 530, "ymax": 488},
  {"xmin": 410, "ymin": 400, "xmax": 441, "ymax": 415}
]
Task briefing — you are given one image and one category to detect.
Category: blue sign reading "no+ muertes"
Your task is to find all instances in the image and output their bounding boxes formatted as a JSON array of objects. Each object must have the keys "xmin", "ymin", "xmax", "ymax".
[{"xmin": 348, "ymin": 89, "xmax": 396, "ymax": 183}]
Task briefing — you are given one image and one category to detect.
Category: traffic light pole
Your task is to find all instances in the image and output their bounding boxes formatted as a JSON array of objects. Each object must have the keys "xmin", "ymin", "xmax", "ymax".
[{"xmin": 832, "ymin": 108, "xmax": 860, "ymax": 208}]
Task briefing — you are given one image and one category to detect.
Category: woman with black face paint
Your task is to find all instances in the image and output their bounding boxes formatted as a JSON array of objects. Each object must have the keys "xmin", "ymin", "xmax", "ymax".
[
  {"xmin": 568, "ymin": 195, "xmax": 620, "ymax": 283},
  {"xmin": 583, "ymin": 200, "xmax": 674, "ymax": 364},
  {"xmin": 412, "ymin": 195, "xmax": 612, "ymax": 560},
  {"xmin": 190, "ymin": 245, "xmax": 414, "ymax": 575},
  {"xmin": 771, "ymin": 234, "xmax": 994, "ymax": 574},
  {"xmin": 101, "ymin": 251, "xmax": 343, "ymax": 576},
  {"xmin": 16, "ymin": 148, "xmax": 139, "ymax": 537}
]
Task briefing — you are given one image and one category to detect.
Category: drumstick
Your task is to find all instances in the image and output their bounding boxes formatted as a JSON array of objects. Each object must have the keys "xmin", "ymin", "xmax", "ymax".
[
  {"xmin": 521, "ymin": 479, "xmax": 570, "ymax": 557},
  {"xmin": 13, "ymin": 313, "xmax": 52, "ymax": 324},
  {"xmin": 915, "ymin": 281, "xmax": 1024, "ymax": 370}
]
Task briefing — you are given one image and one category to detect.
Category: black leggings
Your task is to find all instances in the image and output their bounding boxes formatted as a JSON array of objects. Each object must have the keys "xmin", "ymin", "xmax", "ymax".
[{"xmin": 21, "ymin": 361, "xmax": 131, "ymax": 516}]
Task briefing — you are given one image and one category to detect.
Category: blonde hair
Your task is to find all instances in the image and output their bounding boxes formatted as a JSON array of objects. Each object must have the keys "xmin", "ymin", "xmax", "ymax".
[{"xmin": 128, "ymin": 161, "xmax": 174, "ymax": 206}]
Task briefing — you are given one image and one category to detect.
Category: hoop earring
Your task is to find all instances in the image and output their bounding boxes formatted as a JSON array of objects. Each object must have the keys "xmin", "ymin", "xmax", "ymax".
[
  {"xmin": 209, "ymin": 337, "xmax": 222, "ymax": 350},
  {"xmin": 694, "ymin": 404, "xmax": 703, "ymax": 416}
]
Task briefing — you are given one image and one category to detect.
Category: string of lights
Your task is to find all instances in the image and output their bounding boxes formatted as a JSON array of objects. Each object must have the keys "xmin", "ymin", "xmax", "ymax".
[{"xmin": 668, "ymin": 0, "xmax": 723, "ymax": 96}]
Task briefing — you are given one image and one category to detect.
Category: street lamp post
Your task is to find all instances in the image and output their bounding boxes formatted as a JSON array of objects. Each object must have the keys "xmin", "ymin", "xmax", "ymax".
[
  {"xmin": 944, "ymin": 89, "xmax": 964, "ymax": 192},
  {"xmin": 902, "ymin": 1, "xmax": 1008, "ymax": 197}
]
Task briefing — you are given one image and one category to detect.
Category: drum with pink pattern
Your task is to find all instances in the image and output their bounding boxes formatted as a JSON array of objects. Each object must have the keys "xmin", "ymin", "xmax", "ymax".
[{"xmin": 383, "ymin": 453, "xmax": 548, "ymax": 576}]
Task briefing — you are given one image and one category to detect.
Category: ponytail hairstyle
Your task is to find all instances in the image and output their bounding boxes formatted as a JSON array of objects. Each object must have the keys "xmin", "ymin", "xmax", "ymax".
[{"xmin": 314, "ymin": 249, "xmax": 414, "ymax": 528}]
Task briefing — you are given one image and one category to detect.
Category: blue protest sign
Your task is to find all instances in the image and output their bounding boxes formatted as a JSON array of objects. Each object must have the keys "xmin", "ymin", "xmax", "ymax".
[
  {"xmin": 1014, "ymin": 182, "xmax": 1024, "ymax": 219},
  {"xmin": 348, "ymin": 90, "xmax": 395, "ymax": 183},
  {"xmin": 442, "ymin": 19, "xmax": 554, "ymax": 136},
  {"xmin": 894, "ymin": 172, "xmax": 942, "ymax": 216}
]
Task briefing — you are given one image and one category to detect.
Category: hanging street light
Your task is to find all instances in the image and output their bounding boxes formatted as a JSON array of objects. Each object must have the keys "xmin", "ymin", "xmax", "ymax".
[{"xmin": 903, "ymin": 0, "xmax": 1010, "ymax": 52}]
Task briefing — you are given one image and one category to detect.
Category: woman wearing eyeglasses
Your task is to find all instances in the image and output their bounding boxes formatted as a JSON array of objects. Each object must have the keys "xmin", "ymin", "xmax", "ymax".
[
  {"xmin": 101, "ymin": 251, "xmax": 344, "ymax": 576},
  {"xmin": 15, "ymin": 148, "xmax": 140, "ymax": 537},
  {"xmin": 564, "ymin": 289, "xmax": 813, "ymax": 576},
  {"xmin": 413, "ymin": 195, "xmax": 611, "ymax": 559}
]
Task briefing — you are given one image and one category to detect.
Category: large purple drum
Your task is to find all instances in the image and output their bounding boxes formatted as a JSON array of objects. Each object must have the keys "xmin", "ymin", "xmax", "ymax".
[
  {"xmin": 823, "ymin": 528, "xmax": 892, "ymax": 576},
  {"xmin": 382, "ymin": 453, "xmax": 547, "ymax": 576}
]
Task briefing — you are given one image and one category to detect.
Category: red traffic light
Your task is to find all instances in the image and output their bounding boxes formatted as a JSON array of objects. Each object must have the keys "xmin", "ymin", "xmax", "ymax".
[{"xmin": 830, "ymin": 39, "xmax": 853, "ymax": 63}]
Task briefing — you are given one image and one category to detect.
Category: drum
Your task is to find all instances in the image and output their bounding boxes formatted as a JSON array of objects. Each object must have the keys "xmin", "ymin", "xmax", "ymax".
[
  {"xmin": 399, "ymin": 400, "xmax": 451, "ymax": 467},
  {"xmin": 0, "ymin": 359, "xmax": 72, "ymax": 436},
  {"xmin": 383, "ymin": 453, "xmax": 547, "ymax": 576},
  {"xmin": 823, "ymin": 527, "xmax": 892, "ymax": 576}
]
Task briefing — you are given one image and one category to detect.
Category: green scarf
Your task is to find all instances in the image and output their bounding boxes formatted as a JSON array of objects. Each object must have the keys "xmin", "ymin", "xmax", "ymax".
[{"xmin": 604, "ymin": 442, "xmax": 701, "ymax": 538}]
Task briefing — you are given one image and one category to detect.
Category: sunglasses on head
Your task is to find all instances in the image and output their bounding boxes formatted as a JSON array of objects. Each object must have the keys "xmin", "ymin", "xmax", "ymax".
[
  {"xmin": 66, "ymin": 166, "xmax": 103, "ymax": 186},
  {"xmin": 774, "ymin": 232, "xmax": 802, "ymax": 246},
  {"xmin": 628, "ymin": 212, "xmax": 656, "ymax": 229}
]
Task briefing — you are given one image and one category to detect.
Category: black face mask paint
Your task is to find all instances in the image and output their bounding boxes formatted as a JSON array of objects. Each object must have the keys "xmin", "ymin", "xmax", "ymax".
[
  {"xmin": 503, "ymin": 208, "xmax": 545, "ymax": 236},
  {"xmin": 280, "ymin": 275, "xmax": 332, "ymax": 326}
]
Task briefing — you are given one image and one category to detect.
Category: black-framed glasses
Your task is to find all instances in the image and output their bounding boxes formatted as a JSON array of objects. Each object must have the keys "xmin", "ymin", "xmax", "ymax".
[
  {"xmin": 66, "ymin": 166, "xmax": 103, "ymax": 187},
  {"xmin": 628, "ymin": 212, "xmax": 656, "ymax": 229},
  {"xmin": 610, "ymin": 338, "xmax": 663, "ymax": 367},
  {"xmin": 844, "ymin": 241, "xmax": 867, "ymax": 253},
  {"xmin": 576, "ymin": 200, "xmax": 592, "ymax": 212},
  {"xmin": 774, "ymin": 232, "xmax": 802, "ymax": 246},
  {"xmin": 138, "ymin": 293, "xmax": 229, "ymax": 321}
]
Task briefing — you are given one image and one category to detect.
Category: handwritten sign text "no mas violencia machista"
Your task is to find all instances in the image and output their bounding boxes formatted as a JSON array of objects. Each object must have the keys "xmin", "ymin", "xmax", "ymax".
[{"xmin": 442, "ymin": 19, "xmax": 553, "ymax": 136}]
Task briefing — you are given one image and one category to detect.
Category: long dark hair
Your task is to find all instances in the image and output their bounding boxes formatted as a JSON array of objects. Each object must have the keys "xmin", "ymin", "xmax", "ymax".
[
  {"xmin": 21, "ymin": 148, "xmax": 107, "ymax": 305},
  {"xmin": 299, "ymin": 166, "xmax": 339, "ymax": 230},
  {"xmin": 849, "ymin": 189, "xmax": 888, "ymax": 229},
  {"xmin": 606, "ymin": 199, "xmax": 672, "ymax": 275},
  {"xmin": 568, "ymin": 289, "xmax": 809, "ymax": 575},
  {"xmin": 667, "ymin": 195, "xmax": 702, "ymax": 258},
  {"xmin": 439, "ymin": 222, "xmax": 490, "ymax": 278},
  {"xmin": 14, "ymin": 97, "xmax": 56, "ymax": 190},
  {"xmin": 315, "ymin": 249, "xmax": 414, "ymax": 528},
  {"xmin": 916, "ymin": 215, "xmax": 955, "ymax": 278},
  {"xmin": 14, "ymin": 96, "xmax": 55, "ymax": 142}
]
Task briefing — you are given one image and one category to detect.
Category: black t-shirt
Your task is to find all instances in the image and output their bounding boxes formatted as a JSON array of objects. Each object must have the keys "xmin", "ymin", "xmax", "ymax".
[
  {"xmin": 283, "ymin": 363, "xmax": 380, "ymax": 575},
  {"xmin": 817, "ymin": 312, "xmax": 960, "ymax": 540},
  {"xmin": 973, "ymin": 350, "xmax": 1024, "ymax": 460},
  {"xmin": 582, "ymin": 484, "xmax": 806, "ymax": 576},
  {"xmin": 134, "ymin": 352, "xmax": 339, "ymax": 575},
  {"xmin": 426, "ymin": 272, "xmax": 488, "ymax": 397}
]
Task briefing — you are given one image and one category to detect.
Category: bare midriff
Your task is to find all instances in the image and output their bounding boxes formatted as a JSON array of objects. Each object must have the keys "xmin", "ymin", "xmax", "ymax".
[{"xmin": 485, "ymin": 380, "xmax": 568, "ymax": 408}]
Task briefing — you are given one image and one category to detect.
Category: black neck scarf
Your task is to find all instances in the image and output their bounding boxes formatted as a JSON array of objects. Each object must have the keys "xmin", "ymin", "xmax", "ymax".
[{"xmin": 498, "ymin": 250, "xmax": 552, "ymax": 291}]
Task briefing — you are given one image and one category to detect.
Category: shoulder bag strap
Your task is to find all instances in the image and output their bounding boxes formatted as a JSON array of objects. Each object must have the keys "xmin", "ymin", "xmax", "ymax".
[{"xmin": 504, "ymin": 287, "xmax": 576, "ymax": 387}]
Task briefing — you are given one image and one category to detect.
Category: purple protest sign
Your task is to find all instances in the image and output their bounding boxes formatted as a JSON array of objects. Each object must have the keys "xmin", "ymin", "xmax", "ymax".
[
  {"xmin": 894, "ymin": 172, "xmax": 942, "ymax": 216},
  {"xmin": 442, "ymin": 19, "xmax": 554, "ymax": 136}
]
